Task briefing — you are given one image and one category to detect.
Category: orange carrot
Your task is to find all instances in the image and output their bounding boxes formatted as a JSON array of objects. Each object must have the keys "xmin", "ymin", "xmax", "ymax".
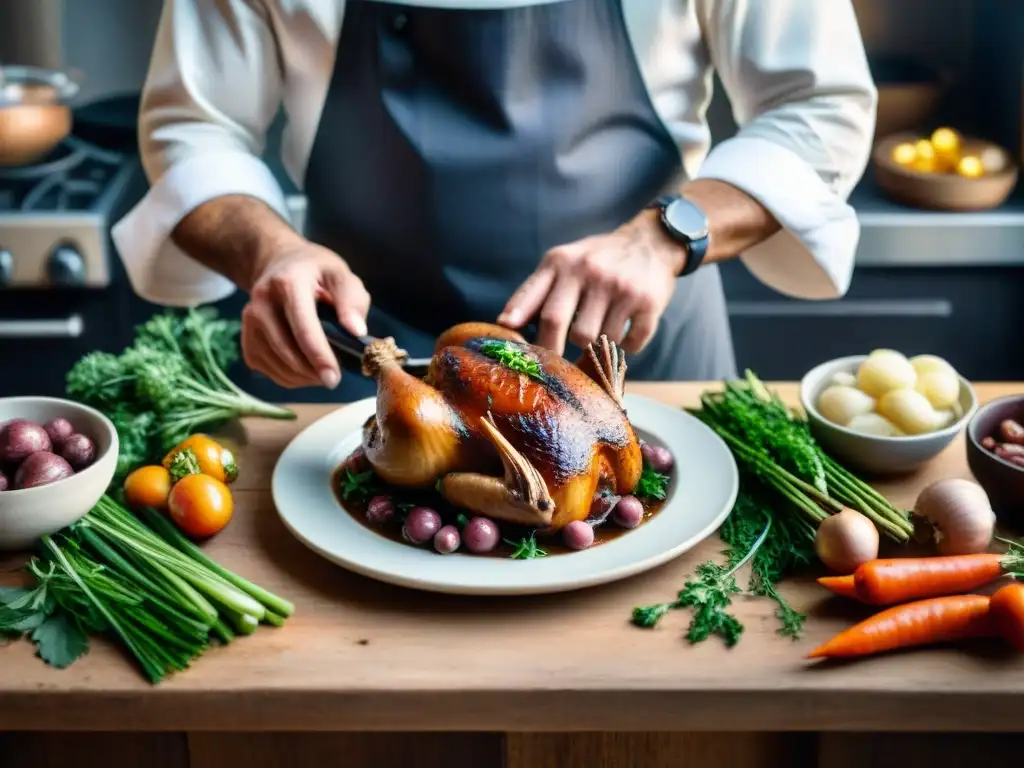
[
  {"xmin": 818, "ymin": 575, "xmax": 859, "ymax": 600},
  {"xmin": 817, "ymin": 552, "xmax": 1024, "ymax": 606},
  {"xmin": 807, "ymin": 594, "xmax": 995, "ymax": 659},
  {"xmin": 990, "ymin": 583, "xmax": 1024, "ymax": 652}
]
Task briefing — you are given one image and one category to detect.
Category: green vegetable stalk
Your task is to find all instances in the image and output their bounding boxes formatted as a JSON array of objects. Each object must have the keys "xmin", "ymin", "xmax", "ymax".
[
  {"xmin": 632, "ymin": 371, "xmax": 913, "ymax": 645},
  {"xmin": 66, "ymin": 307, "xmax": 295, "ymax": 480},
  {"xmin": 0, "ymin": 494, "xmax": 294, "ymax": 683}
]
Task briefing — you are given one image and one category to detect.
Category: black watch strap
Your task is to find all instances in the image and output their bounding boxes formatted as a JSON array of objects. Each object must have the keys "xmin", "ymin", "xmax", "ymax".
[{"xmin": 646, "ymin": 195, "xmax": 709, "ymax": 277}]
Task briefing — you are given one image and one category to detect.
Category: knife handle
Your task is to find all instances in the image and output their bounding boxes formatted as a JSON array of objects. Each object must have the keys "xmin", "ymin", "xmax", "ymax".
[{"xmin": 316, "ymin": 303, "xmax": 370, "ymax": 372}]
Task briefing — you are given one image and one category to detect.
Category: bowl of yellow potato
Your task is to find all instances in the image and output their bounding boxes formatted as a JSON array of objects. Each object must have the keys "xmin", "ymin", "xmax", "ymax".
[
  {"xmin": 874, "ymin": 128, "xmax": 1018, "ymax": 211},
  {"xmin": 800, "ymin": 351, "xmax": 978, "ymax": 475}
]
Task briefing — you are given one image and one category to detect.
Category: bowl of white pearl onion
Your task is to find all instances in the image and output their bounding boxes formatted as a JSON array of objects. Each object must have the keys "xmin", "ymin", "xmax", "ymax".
[{"xmin": 799, "ymin": 352, "xmax": 978, "ymax": 475}]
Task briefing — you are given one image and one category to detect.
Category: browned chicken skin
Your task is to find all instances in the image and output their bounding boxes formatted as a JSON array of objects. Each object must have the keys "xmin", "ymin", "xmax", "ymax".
[{"xmin": 360, "ymin": 323, "xmax": 642, "ymax": 532}]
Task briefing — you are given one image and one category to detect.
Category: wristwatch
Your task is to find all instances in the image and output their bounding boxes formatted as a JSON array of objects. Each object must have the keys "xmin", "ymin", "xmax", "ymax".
[{"xmin": 647, "ymin": 194, "xmax": 710, "ymax": 276}]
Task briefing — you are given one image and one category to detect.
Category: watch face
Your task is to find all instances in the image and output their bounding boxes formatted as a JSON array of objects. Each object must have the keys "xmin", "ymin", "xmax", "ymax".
[{"xmin": 664, "ymin": 198, "xmax": 709, "ymax": 240}]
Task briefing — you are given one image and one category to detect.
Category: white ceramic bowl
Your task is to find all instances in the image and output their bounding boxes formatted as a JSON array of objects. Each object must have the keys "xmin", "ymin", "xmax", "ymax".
[
  {"xmin": 0, "ymin": 397, "xmax": 118, "ymax": 550},
  {"xmin": 799, "ymin": 355, "xmax": 977, "ymax": 475}
]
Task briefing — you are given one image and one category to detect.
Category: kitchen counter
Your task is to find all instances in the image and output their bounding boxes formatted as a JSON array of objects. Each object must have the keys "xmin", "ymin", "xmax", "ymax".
[{"xmin": 3, "ymin": 382, "xmax": 1024, "ymax": 768}]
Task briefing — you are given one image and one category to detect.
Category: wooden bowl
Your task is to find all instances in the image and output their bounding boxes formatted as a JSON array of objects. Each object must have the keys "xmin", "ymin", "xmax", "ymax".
[
  {"xmin": 966, "ymin": 395, "xmax": 1024, "ymax": 531},
  {"xmin": 874, "ymin": 132, "xmax": 1018, "ymax": 211}
]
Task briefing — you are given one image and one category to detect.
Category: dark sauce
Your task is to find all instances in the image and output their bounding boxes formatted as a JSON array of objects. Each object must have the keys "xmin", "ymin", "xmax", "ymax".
[{"xmin": 331, "ymin": 455, "xmax": 671, "ymax": 559}]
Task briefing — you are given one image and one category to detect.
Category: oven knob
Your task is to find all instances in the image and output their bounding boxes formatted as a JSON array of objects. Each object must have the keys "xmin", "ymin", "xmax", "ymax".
[
  {"xmin": 48, "ymin": 246, "xmax": 86, "ymax": 286},
  {"xmin": 0, "ymin": 250, "xmax": 12, "ymax": 286}
]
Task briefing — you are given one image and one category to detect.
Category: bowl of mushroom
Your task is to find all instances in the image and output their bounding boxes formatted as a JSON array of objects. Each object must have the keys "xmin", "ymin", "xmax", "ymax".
[{"xmin": 800, "ymin": 351, "xmax": 977, "ymax": 475}]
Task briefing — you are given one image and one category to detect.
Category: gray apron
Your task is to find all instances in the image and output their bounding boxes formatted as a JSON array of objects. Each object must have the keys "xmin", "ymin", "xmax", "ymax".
[{"xmin": 304, "ymin": 0, "xmax": 738, "ymax": 401}]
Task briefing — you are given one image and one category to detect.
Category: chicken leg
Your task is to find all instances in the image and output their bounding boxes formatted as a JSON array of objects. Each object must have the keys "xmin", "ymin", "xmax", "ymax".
[{"xmin": 439, "ymin": 413, "xmax": 555, "ymax": 527}]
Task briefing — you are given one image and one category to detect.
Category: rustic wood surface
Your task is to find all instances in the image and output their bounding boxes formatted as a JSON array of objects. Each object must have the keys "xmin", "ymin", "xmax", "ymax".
[{"xmin": 2, "ymin": 382, "xmax": 1024, "ymax": 738}]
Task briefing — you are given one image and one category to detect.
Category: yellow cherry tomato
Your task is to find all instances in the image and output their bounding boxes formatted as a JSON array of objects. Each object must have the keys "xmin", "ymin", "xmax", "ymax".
[
  {"xmin": 168, "ymin": 473, "xmax": 234, "ymax": 539},
  {"xmin": 123, "ymin": 465, "xmax": 173, "ymax": 511},
  {"xmin": 891, "ymin": 142, "xmax": 917, "ymax": 167},
  {"xmin": 163, "ymin": 434, "xmax": 239, "ymax": 484},
  {"xmin": 956, "ymin": 155, "xmax": 985, "ymax": 178},
  {"xmin": 912, "ymin": 139, "xmax": 937, "ymax": 173},
  {"xmin": 930, "ymin": 127, "xmax": 961, "ymax": 170}
]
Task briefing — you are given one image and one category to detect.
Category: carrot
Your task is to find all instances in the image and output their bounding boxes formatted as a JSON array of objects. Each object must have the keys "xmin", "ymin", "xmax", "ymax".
[
  {"xmin": 817, "ymin": 575, "xmax": 859, "ymax": 600},
  {"xmin": 817, "ymin": 546, "xmax": 1024, "ymax": 606},
  {"xmin": 990, "ymin": 583, "xmax": 1024, "ymax": 652},
  {"xmin": 807, "ymin": 594, "xmax": 995, "ymax": 659}
]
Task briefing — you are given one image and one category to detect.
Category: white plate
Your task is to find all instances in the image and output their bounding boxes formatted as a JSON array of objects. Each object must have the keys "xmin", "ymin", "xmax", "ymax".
[{"xmin": 272, "ymin": 394, "xmax": 739, "ymax": 596}]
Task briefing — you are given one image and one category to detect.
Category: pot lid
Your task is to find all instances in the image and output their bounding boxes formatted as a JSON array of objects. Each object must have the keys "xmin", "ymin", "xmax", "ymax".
[{"xmin": 0, "ymin": 65, "xmax": 79, "ymax": 108}]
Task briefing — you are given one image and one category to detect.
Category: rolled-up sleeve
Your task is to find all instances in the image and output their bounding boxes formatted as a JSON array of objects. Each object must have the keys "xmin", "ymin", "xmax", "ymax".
[
  {"xmin": 111, "ymin": 0, "xmax": 287, "ymax": 307},
  {"xmin": 695, "ymin": 0, "xmax": 877, "ymax": 299}
]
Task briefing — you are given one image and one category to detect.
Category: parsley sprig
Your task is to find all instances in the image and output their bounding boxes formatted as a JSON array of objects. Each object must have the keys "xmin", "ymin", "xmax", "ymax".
[
  {"xmin": 632, "ymin": 498, "xmax": 775, "ymax": 646},
  {"xmin": 478, "ymin": 340, "xmax": 543, "ymax": 381},
  {"xmin": 505, "ymin": 534, "xmax": 548, "ymax": 560},
  {"xmin": 634, "ymin": 464, "xmax": 669, "ymax": 501},
  {"xmin": 340, "ymin": 468, "xmax": 378, "ymax": 502}
]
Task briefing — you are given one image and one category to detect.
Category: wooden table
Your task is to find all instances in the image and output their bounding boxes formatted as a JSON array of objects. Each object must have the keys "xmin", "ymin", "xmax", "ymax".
[{"xmin": 3, "ymin": 382, "xmax": 1024, "ymax": 768}]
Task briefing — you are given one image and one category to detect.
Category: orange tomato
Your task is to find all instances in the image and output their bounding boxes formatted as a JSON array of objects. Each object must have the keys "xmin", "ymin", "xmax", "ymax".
[
  {"xmin": 163, "ymin": 434, "xmax": 238, "ymax": 484},
  {"xmin": 123, "ymin": 465, "xmax": 173, "ymax": 510},
  {"xmin": 167, "ymin": 473, "xmax": 234, "ymax": 539}
]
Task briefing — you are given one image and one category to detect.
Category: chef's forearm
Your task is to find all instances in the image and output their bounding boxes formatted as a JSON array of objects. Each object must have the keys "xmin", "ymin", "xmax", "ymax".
[
  {"xmin": 679, "ymin": 178, "xmax": 781, "ymax": 265},
  {"xmin": 170, "ymin": 195, "xmax": 304, "ymax": 292}
]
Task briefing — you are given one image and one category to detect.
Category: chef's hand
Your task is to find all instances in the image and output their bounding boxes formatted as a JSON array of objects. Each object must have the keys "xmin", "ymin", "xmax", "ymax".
[
  {"xmin": 498, "ymin": 210, "xmax": 685, "ymax": 355},
  {"xmin": 241, "ymin": 242, "xmax": 370, "ymax": 389}
]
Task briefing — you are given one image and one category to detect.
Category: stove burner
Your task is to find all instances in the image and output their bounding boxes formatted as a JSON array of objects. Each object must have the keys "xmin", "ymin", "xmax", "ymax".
[{"xmin": 0, "ymin": 136, "xmax": 125, "ymax": 213}]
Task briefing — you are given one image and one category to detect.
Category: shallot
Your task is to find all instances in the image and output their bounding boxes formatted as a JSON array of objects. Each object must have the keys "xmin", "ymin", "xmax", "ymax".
[
  {"xmin": 365, "ymin": 495, "xmax": 396, "ymax": 525},
  {"xmin": 611, "ymin": 496, "xmax": 645, "ymax": 529},
  {"xmin": 640, "ymin": 443, "xmax": 674, "ymax": 474},
  {"xmin": 60, "ymin": 433, "xmax": 96, "ymax": 471},
  {"xmin": 913, "ymin": 478, "xmax": 995, "ymax": 555},
  {"xmin": 463, "ymin": 517, "xmax": 500, "ymax": 553},
  {"xmin": 402, "ymin": 507, "xmax": 441, "ymax": 544},
  {"xmin": 814, "ymin": 508, "xmax": 880, "ymax": 574},
  {"xmin": 433, "ymin": 525, "xmax": 461, "ymax": 554},
  {"xmin": 563, "ymin": 520, "xmax": 595, "ymax": 550}
]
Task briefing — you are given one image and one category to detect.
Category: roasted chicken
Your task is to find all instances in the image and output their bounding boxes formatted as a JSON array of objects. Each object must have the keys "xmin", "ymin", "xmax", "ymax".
[{"xmin": 359, "ymin": 322, "xmax": 643, "ymax": 532}]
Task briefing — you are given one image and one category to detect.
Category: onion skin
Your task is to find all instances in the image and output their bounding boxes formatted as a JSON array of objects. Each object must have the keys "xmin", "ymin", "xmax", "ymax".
[
  {"xmin": 913, "ymin": 478, "xmax": 995, "ymax": 556},
  {"xmin": 14, "ymin": 451, "xmax": 74, "ymax": 490},
  {"xmin": 814, "ymin": 508, "xmax": 880, "ymax": 574}
]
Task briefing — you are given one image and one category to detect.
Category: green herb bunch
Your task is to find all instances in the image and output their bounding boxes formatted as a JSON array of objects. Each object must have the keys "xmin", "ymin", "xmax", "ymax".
[
  {"xmin": 632, "ymin": 372, "xmax": 913, "ymax": 645},
  {"xmin": 66, "ymin": 307, "xmax": 295, "ymax": 480}
]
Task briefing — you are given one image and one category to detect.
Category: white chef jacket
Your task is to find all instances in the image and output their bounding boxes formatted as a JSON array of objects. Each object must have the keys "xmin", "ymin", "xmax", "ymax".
[{"xmin": 112, "ymin": 0, "xmax": 877, "ymax": 308}]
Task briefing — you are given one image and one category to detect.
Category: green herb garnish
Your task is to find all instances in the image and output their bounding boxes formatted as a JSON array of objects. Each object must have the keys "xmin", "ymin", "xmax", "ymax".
[
  {"xmin": 166, "ymin": 447, "xmax": 202, "ymax": 483},
  {"xmin": 456, "ymin": 513, "xmax": 470, "ymax": 529},
  {"xmin": 505, "ymin": 534, "xmax": 548, "ymax": 560},
  {"xmin": 66, "ymin": 307, "xmax": 295, "ymax": 482},
  {"xmin": 478, "ymin": 340, "xmax": 543, "ymax": 381},
  {"xmin": 634, "ymin": 464, "xmax": 669, "ymax": 501},
  {"xmin": 340, "ymin": 468, "xmax": 377, "ymax": 501},
  {"xmin": 630, "ymin": 371, "xmax": 906, "ymax": 645}
]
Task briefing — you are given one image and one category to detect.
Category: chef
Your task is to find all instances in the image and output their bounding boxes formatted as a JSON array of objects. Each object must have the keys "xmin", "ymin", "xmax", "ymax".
[{"xmin": 113, "ymin": 0, "xmax": 876, "ymax": 398}]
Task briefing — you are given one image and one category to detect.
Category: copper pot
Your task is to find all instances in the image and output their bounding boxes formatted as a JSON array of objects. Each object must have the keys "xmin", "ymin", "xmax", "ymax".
[{"xmin": 0, "ymin": 65, "xmax": 80, "ymax": 167}]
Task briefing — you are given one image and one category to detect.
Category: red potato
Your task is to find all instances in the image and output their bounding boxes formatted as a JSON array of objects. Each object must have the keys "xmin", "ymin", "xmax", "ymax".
[
  {"xmin": 59, "ymin": 433, "xmax": 96, "ymax": 471},
  {"xmin": 43, "ymin": 417, "xmax": 74, "ymax": 449},
  {"xmin": 0, "ymin": 419, "xmax": 51, "ymax": 464},
  {"xmin": 14, "ymin": 451, "xmax": 74, "ymax": 489}
]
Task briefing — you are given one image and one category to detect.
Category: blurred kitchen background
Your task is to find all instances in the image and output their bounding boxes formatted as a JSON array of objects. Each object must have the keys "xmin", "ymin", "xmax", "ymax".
[{"xmin": 1, "ymin": 0, "xmax": 1023, "ymax": 401}]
